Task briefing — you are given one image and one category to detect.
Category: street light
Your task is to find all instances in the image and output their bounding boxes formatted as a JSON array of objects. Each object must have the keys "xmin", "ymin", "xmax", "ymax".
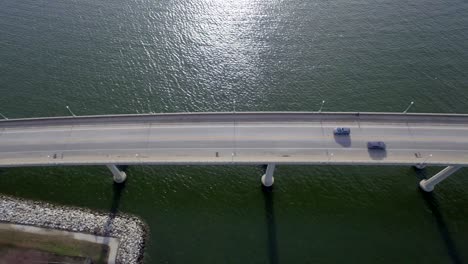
[
  {"xmin": 318, "ymin": 100, "xmax": 326, "ymax": 113},
  {"xmin": 422, "ymin": 154, "xmax": 433, "ymax": 165},
  {"xmin": 416, "ymin": 154, "xmax": 432, "ymax": 169},
  {"xmin": 403, "ymin": 101, "xmax": 414, "ymax": 114},
  {"xmin": 66, "ymin": 105, "xmax": 76, "ymax": 117}
]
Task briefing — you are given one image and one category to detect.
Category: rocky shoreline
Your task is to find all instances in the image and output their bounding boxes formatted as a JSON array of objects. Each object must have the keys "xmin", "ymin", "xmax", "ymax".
[{"xmin": 0, "ymin": 194, "xmax": 147, "ymax": 263}]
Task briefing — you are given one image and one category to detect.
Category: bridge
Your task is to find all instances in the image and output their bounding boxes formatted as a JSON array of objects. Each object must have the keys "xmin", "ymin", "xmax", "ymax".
[{"xmin": 0, "ymin": 112, "xmax": 467, "ymax": 192}]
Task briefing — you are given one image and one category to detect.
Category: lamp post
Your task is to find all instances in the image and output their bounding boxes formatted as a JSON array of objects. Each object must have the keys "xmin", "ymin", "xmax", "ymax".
[
  {"xmin": 416, "ymin": 154, "xmax": 432, "ymax": 169},
  {"xmin": 66, "ymin": 105, "xmax": 76, "ymax": 117},
  {"xmin": 422, "ymin": 154, "xmax": 433, "ymax": 165},
  {"xmin": 403, "ymin": 101, "xmax": 414, "ymax": 114},
  {"xmin": 318, "ymin": 100, "xmax": 325, "ymax": 113}
]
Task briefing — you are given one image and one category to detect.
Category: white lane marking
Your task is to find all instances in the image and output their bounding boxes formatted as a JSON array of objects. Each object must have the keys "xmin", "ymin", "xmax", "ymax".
[
  {"xmin": 2, "ymin": 133, "xmax": 468, "ymax": 144},
  {"xmin": 0, "ymin": 147, "xmax": 468, "ymax": 155}
]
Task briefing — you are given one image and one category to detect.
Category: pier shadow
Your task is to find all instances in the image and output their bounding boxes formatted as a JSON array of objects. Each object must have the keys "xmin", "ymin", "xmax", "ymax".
[
  {"xmin": 98, "ymin": 176, "xmax": 127, "ymax": 263},
  {"xmin": 413, "ymin": 166, "xmax": 428, "ymax": 181},
  {"xmin": 416, "ymin": 169, "xmax": 463, "ymax": 264},
  {"xmin": 262, "ymin": 184, "xmax": 279, "ymax": 264},
  {"xmin": 333, "ymin": 135, "xmax": 351, "ymax": 147},
  {"xmin": 117, "ymin": 165, "xmax": 129, "ymax": 173},
  {"xmin": 367, "ymin": 149, "xmax": 387, "ymax": 160},
  {"xmin": 105, "ymin": 181, "xmax": 126, "ymax": 232},
  {"xmin": 106, "ymin": 165, "xmax": 129, "ymax": 226}
]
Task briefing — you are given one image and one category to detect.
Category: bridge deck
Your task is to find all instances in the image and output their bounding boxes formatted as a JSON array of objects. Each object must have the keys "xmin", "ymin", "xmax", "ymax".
[{"xmin": 0, "ymin": 112, "xmax": 467, "ymax": 167}]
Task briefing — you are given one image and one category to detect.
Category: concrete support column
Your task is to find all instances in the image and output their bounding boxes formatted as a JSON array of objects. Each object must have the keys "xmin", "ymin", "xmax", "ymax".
[
  {"xmin": 261, "ymin": 164, "xmax": 276, "ymax": 187},
  {"xmin": 106, "ymin": 164, "xmax": 127, "ymax": 183},
  {"xmin": 419, "ymin": 166, "xmax": 461, "ymax": 192}
]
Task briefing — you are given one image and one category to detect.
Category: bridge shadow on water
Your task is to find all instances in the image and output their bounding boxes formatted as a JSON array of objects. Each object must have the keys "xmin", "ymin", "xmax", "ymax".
[
  {"xmin": 414, "ymin": 168, "xmax": 463, "ymax": 264},
  {"xmin": 98, "ymin": 166, "xmax": 127, "ymax": 263},
  {"xmin": 262, "ymin": 183, "xmax": 279, "ymax": 264}
]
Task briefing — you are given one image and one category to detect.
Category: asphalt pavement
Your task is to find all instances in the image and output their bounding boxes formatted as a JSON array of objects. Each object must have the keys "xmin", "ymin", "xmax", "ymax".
[{"xmin": 0, "ymin": 113, "xmax": 467, "ymax": 167}]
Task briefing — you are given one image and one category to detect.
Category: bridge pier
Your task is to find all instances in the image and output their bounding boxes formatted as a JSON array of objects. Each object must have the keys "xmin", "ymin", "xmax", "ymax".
[
  {"xmin": 106, "ymin": 164, "xmax": 127, "ymax": 183},
  {"xmin": 261, "ymin": 164, "xmax": 275, "ymax": 187},
  {"xmin": 419, "ymin": 166, "xmax": 461, "ymax": 192}
]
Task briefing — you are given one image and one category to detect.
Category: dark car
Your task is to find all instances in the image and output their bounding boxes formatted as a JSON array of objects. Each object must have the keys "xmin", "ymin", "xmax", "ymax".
[
  {"xmin": 333, "ymin": 127, "xmax": 351, "ymax": 136},
  {"xmin": 367, "ymin": 141, "xmax": 386, "ymax": 150}
]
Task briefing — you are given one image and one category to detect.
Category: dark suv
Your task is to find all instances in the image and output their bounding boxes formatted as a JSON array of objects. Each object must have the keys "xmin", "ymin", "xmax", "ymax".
[
  {"xmin": 333, "ymin": 127, "xmax": 351, "ymax": 136},
  {"xmin": 367, "ymin": 141, "xmax": 386, "ymax": 150}
]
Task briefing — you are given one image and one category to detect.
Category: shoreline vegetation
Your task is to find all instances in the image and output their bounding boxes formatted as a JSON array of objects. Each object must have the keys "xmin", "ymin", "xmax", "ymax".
[{"xmin": 0, "ymin": 246, "xmax": 94, "ymax": 264}]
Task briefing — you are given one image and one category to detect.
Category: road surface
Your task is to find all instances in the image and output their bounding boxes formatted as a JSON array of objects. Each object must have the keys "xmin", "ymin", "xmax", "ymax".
[{"xmin": 0, "ymin": 112, "xmax": 467, "ymax": 167}]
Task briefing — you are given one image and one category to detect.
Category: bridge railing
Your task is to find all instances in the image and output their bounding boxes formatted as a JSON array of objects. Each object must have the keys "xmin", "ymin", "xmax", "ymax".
[{"xmin": 1, "ymin": 111, "xmax": 468, "ymax": 127}]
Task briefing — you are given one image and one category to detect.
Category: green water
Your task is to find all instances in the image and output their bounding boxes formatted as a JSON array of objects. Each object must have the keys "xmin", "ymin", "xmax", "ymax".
[{"xmin": 1, "ymin": 0, "xmax": 468, "ymax": 262}]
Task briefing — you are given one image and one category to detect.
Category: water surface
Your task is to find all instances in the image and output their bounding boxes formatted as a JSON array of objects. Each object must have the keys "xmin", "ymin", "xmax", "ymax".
[{"xmin": 0, "ymin": 0, "xmax": 468, "ymax": 262}]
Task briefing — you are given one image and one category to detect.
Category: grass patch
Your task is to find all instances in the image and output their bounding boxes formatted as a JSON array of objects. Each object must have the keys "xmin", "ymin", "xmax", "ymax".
[{"xmin": 0, "ymin": 227, "xmax": 109, "ymax": 264}]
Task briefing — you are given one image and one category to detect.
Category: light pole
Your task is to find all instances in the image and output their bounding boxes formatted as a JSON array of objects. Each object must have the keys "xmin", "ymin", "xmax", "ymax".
[
  {"xmin": 0, "ymin": 112, "xmax": 8, "ymax": 120},
  {"xmin": 422, "ymin": 154, "xmax": 433, "ymax": 164},
  {"xmin": 66, "ymin": 105, "xmax": 76, "ymax": 117},
  {"xmin": 403, "ymin": 101, "xmax": 414, "ymax": 114},
  {"xmin": 416, "ymin": 154, "xmax": 432, "ymax": 169},
  {"xmin": 318, "ymin": 100, "xmax": 325, "ymax": 113}
]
